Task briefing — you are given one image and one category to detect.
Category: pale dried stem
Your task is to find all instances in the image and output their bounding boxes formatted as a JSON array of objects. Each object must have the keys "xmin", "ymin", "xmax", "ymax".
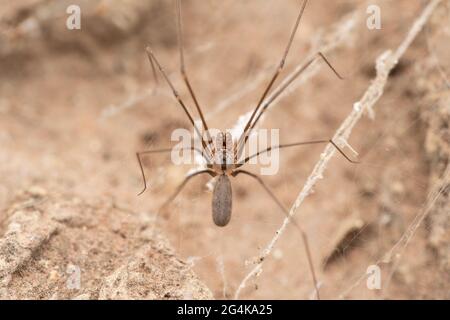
[{"xmin": 234, "ymin": 0, "xmax": 442, "ymax": 300}]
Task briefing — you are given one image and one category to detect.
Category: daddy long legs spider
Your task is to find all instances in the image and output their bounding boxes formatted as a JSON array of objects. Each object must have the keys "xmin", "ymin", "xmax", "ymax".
[{"xmin": 136, "ymin": 0, "xmax": 358, "ymax": 299}]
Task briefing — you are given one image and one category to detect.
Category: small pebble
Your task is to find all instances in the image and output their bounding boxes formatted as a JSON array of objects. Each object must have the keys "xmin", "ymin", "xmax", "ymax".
[{"xmin": 28, "ymin": 186, "xmax": 47, "ymax": 198}]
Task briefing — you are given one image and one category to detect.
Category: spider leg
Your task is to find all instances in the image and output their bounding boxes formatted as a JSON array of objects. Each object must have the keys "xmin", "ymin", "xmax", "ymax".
[
  {"xmin": 237, "ymin": 0, "xmax": 309, "ymax": 157},
  {"xmin": 237, "ymin": 51, "xmax": 344, "ymax": 158},
  {"xmin": 236, "ymin": 138, "xmax": 359, "ymax": 167},
  {"xmin": 176, "ymin": 0, "xmax": 213, "ymax": 147},
  {"xmin": 159, "ymin": 169, "xmax": 216, "ymax": 211},
  {"xmin": 232, "ymin": 169, "xmax": 321, "ymax": 300},
  {"xmin": 244, "ymin": 53, "xmax": 343, "ymax": 148},
  {"xmin": 145, "ymin": 48, "xmax": 212, "ymax": 158},
  {"xmin": 136, "ymin": 146, "xmax": 209, "ymax": 195}
]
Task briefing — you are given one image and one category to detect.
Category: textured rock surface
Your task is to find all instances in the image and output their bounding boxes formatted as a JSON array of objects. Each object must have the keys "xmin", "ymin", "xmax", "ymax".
[
  {"xmin": 416, "ymin": 4, "xmax": 450, "ymax": 275},
  {"xmin": 0, "ymin": 189, "xmax": 212, "ymax": 300}
]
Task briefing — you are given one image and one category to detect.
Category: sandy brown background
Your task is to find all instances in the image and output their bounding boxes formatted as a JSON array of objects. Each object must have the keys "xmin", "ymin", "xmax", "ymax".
[{"xmin": 0, "ymin": 0, "xmax": 449, "ymax": 299}]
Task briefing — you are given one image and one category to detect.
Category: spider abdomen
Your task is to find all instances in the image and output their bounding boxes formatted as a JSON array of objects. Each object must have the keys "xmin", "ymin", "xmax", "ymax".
[{"xmin": 212, "ymin": 174, "xmax": 232, "ymax": 227}]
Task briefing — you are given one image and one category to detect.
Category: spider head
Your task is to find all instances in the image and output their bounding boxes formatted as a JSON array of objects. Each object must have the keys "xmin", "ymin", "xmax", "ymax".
[
  {"xmin": 214, "ymin": 131, "xmax": 233, "ymax": 150},
  {"xmin": 211, "ymin": 131, "xmax": 236, "ymax": 172}
]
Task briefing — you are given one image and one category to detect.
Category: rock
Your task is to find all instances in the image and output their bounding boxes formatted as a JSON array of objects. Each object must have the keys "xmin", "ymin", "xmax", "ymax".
[{"xmin": 0, "ymin": 192, "xmax": 212, "ymax": 300}]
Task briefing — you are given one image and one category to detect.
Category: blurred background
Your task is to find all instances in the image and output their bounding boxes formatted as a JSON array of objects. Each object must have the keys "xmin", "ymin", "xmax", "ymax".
[{"xmin": 0, "ymin": 0, "xmax": 448, "ymax": 299}]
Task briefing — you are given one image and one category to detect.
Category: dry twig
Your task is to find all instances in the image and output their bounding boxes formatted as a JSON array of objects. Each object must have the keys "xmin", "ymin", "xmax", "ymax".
[{"xmin": 234, "ymin": 0, "xmax": 443, "ymax": 300}]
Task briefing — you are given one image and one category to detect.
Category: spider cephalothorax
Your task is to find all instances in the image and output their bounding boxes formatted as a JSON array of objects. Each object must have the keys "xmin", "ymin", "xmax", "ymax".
[{"xmin": 208, "ymin": 131, "xmax": 237, "ymax": 174}]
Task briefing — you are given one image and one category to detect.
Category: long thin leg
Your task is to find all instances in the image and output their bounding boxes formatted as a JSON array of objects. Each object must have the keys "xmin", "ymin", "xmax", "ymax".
[
  {"xmin": 148, "ymin": 49, "xmax": 159, "ymax": 89},
  {"xmin": 145, "ymin": 47, "xmax": 211, "ymax": 157},
  {"xmin": 160, "ymin": 169, "xmax": 216, "ymax": 210},
  {"xmin": 238, "ymin": 53, "xmax": 343, "ymax": 155},
  {"xmin": 237, "ymin": 0, "xmax": 308, "ymax": 156},
  {"xmin": 136, "ymin": 146, "xmax": 209, "ymax": 195},
  {"xmin": 176, "ymin": 0, "xmax": 213, "ymax": 146},
  {"xmin": 232, "ymin": 169, "xmax": 321, "ymax": 300},
  {"xmin": 237, "ymin": 139, "xmax": 359, "ymax": 167}
]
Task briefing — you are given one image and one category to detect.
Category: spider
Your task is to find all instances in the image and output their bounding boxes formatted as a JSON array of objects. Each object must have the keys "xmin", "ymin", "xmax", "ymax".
[{"xmin": 136, "ymin": 0, "xmax": 358, "ymax": 299}]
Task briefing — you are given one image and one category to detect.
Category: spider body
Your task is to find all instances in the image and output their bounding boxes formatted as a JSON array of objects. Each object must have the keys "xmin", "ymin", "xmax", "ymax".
[
  {"xmin": 205, "ymin": 132, "xmax": 239, "ymax": 227},
  {"xmin": 212, "ymin": 174, "xmax": 232, "ymax": 227}
]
